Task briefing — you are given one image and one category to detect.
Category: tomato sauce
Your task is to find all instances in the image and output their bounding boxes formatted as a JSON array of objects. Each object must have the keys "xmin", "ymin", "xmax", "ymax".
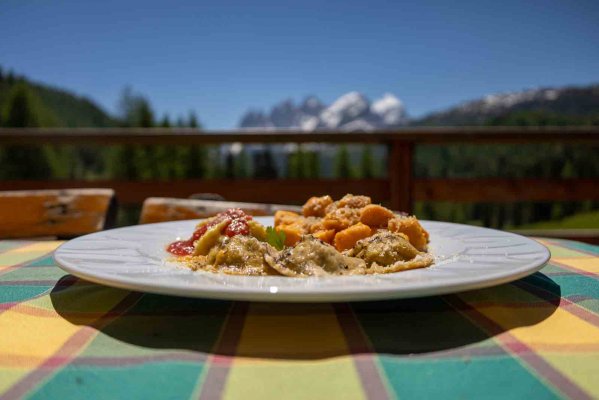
[
  {"xmin": 166, "ymin": 208, "xmax": 253, "ymax": 256},
  {"xmin": 166, "ymin": 239, "xmax": 196, "ymax": 256}
]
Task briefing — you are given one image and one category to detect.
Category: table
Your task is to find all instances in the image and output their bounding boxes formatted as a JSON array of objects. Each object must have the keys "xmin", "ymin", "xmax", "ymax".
[{"xmin": 0, "ymin": 238, "xmax": 597, "ymax": 399}]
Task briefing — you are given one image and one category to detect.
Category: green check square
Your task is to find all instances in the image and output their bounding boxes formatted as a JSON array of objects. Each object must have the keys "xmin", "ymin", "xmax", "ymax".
[
  {"xmin": 28, "ymin": 362, "xmax": 202, "ymax": 400},
  {"xmin": 379, "ymin": 356, "xmax": 560, "ymax": 399},
  {"xmin": 0, "ymin": 285, "xmax": 50, "ymax": 303}
]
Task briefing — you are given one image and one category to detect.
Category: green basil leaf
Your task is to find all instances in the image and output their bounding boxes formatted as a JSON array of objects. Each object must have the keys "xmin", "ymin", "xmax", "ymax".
[{"xmin": 266, "ymin": 226, "xmax": 286, "ymax": 250}]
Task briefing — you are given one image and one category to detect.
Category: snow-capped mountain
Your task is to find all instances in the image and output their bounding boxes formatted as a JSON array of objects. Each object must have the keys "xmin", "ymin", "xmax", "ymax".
[
  {"xmin": 414, "ymin": 84, "xmax": 599, "ymax": 125},
  {"xmin": 238, "ymin": 92, "xmax": 408, "ymax": 131},
  {"xmin": 371, "ymin": 93, "xmax": 406, "ymax": 125},
  {"xmin": 319, "ymin": 92, "xmax": 371, "ymax": 128}
]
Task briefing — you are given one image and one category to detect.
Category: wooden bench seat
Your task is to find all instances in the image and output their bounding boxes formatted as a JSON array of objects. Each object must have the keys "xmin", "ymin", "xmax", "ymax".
[
  {"xmin": 140, "ymin": 197, "xmax": 301, "ymax": 224},
  {"xmin": 0, "ymin": 189, "xmax": 116, "ymax": 239}
]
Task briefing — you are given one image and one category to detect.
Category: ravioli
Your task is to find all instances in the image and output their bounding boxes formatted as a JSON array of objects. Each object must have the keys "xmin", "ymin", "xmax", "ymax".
[
  {"xmin": 265, "ymin": 236, "xmax": 366, "ymax": 277},
  {"xmin": 203, "ymin": 235, "xmax": 278, "ymax": 276},
  {"xmin": 347, "ymin": 231, "xmax": 434, "ymax": 273}
]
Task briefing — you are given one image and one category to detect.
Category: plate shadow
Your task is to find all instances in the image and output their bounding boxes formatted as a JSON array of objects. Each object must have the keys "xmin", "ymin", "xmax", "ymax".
[{"xmin": 50, "ymin": 272, "xmax": 560, "ymax": 360}]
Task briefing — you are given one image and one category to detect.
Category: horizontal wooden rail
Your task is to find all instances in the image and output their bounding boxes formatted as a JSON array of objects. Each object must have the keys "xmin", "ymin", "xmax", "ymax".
[
  {"xmin": 0, "ymin": 178, "xmax": 596, "ymax": 206},
  {"xmin": 0, "ymin": 127, "xmax": 598, "ymax": 145}
]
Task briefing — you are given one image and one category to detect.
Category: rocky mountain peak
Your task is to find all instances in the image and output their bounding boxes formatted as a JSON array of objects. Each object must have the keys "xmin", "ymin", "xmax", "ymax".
[{"xmin": 239, "ymin": 91, "xmax": 408, "ymax": 131}]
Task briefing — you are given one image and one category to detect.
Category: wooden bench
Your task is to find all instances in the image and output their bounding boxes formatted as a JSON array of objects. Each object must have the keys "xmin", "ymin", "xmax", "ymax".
[
  {"xmin": 0, "ymin": 189, "xmax": 116, "ymax": 239},
  {"xmin": 139, "ymin": 197, "xmax": 302, "ymax": 224}
]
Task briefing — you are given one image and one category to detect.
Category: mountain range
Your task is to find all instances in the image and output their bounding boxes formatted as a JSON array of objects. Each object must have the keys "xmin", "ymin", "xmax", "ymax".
[
  {"xmin": 239, "ymin": 84, "xmax": 599, "ymax": 130},
  {"xmin": 1, "ymin": 65, "xmax": 597, "ymax": 129},
  {"xmin": 415, "ymin": 84, "xmax": 599, "ymax": 126},
  {"xmin": 239, "ymin": 92, "xmax": 408, "ymax": 131}
]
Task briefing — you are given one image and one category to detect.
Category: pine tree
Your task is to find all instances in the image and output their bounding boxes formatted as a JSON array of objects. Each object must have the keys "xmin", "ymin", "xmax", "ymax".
[
  {"xmin": 188, "ymin": 111, "xmax": 200, "ymax": 128},
  {"xmin": 234, "ymin": 147, "xmax": 250, "ymax": 178},
  {"xmin": 117, "ymin": 87, "xmax": 136, "ymax": 127},
  {"xmin": 186, "ymin": 145, "xmax": 205, "ymax": 179},
  {"xmin": 225, "ymin": 152, "xmax": 235, "ymax": 178},
  {"xmin": 113, "ymin": 87, "xmax": 157, "ymax": 179},
  {"xmin": 1, "ymin": 84, "xmax": 52, "ymax": 179},
  {"xmin": 4, "ymin": 83, "xmax": 39, "ymax": 127},
  {"xmin": 296, "ymin": 147, "xmax": 306, "ymax": 179},
  {"xmin": 171, "ymin": 115, "xmax": 189, "ymax": 178},
  {"xmin": 137, "ymin": 100, "xmax": 156, "ymax": 178},
  {"xmin": 360, "ymin": 145, "xmax": 375, "ymax": 178},
  {"xmin": 253, "ymin": 149, "xmax": 278, "ymax": 178},
  {"xmin": 185, "ymin": 111, "xmax": 206, "ymax": 178},
  {"xmin": 205, "ymin": 147, "xmax": 225, "ymax": 179},
  {"xmin": 307, "ymin": 151, "xmax": 320, "ymax": 178},
  {"xmin": 297, "ymin": 145, "xmax": 308, "ymax": 179},
  {"xmin": 160, "ymin": 114, "xmax": 171, "ymax": 128},
  {"xmin": 334, "ymin": 145, "xmax": 353, "ymax": 178},
  {"xmin": 111, "ymin": 88, "xmax": 136, "ymax": 179},
  {"xmin": 286, "ymin": 149, "xmax": 299, "ymax": 178},
  {"xmin": 154, "ymin": 115, "xmax": 171, "ymax": 179},
  {"xmin": 6, "ymin": 70, "xmax": 15, "ymax": 84},
  {"xmin": 117, "ymin": 86, "xmax": 154, "ymax": 127},
  {"xmin": 137, "ymin": 101, "xmax": 154, "ymax": 127},
  {"xmin": 263, "ymin": 148, "xmax": 278, "ymax": 178},
  {"xmin": 287, "ymin": 146, "xmax": 317, "ymax": 179}
]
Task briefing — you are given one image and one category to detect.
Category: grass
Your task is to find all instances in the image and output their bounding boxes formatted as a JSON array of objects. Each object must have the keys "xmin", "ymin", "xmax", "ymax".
[{"xmin": 517, "ymin": 210, "xmax": 599, "ymax": 229}]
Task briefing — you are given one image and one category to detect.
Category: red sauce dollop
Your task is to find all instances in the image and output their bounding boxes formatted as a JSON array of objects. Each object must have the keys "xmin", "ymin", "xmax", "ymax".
[
  {"xmin": 166, "ymin": 208, "xmax": 253, "ymax": 256},
  {"xmin": 167, "ymin": 240, "xmax": 196, "ymax": 256},
  {"xmin": 224, "ymin": 218, "xmax": 250, "ymax": 237}
]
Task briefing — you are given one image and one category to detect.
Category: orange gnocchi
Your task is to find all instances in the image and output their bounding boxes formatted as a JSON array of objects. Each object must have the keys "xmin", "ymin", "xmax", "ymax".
[{"xmin": 274, "ymin": 194, "xmax": 430, "ymax": 252}]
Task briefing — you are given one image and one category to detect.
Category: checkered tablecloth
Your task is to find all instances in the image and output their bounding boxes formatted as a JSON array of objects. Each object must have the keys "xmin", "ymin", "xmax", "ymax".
[{"xmin": 0, "ymin": 238, "xmax": 598, "ymax": 399}]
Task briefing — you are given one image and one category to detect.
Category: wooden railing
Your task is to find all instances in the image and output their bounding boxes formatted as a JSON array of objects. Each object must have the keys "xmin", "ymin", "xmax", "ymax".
[{"xmin": 0, "ymin": 127, "xmax": 598, "ymax": 214}]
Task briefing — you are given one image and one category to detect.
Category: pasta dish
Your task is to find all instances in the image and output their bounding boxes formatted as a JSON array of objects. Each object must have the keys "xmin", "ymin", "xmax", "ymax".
[{"xmin": 167, "ymin": 194, "xmax": 434, "ymax": 277}]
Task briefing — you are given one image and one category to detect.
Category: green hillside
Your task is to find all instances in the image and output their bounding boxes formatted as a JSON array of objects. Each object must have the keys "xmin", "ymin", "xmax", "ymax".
[
  {"xmin": 517, "ymin": 210, "xmax": 599, "ymax": 229},
  {"xmin": 0, "ymin": 68, "xmax": 114, "ymax": 127}
]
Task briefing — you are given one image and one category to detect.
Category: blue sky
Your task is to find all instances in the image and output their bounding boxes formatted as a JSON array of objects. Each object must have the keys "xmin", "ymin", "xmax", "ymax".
[{"xmin": 1, "ymin": 0, "xmax": 598, "ymax": 128}]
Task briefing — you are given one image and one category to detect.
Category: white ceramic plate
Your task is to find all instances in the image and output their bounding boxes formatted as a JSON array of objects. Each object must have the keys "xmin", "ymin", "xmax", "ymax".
[{"xmin": 54, "ymin": 218, "xmax": 550, "ymax": 302}]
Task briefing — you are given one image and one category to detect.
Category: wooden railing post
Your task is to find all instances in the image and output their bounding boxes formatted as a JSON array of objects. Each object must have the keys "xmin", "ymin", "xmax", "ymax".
[{"xmin": 388, "ymin": 139, "xmax": 414, "ymax": 213}]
